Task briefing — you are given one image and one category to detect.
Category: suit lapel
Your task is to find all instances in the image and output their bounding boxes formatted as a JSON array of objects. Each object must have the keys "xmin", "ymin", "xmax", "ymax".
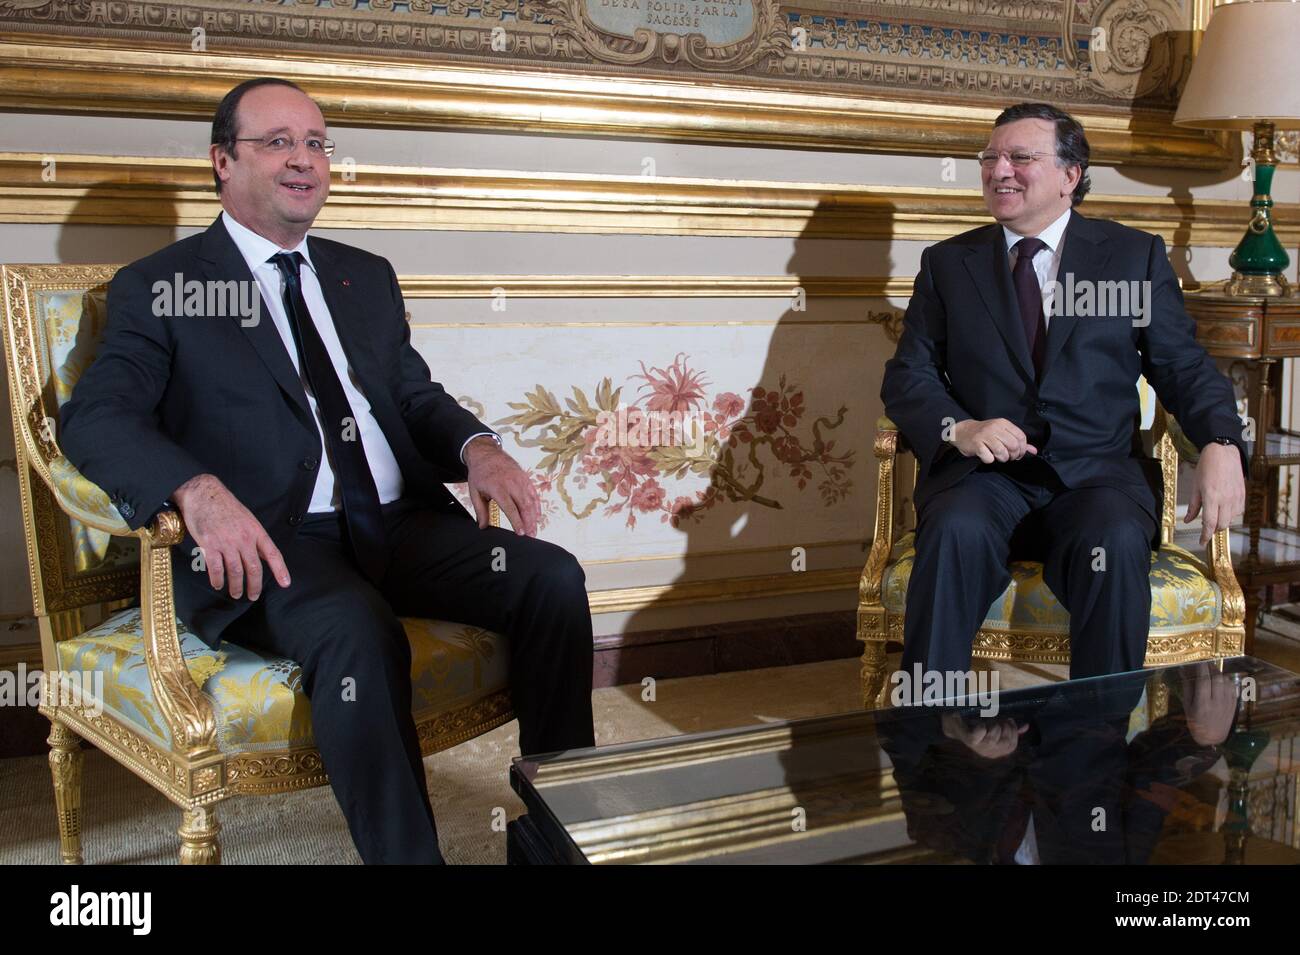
[
  {"xmin": 197, "ymin": 217, "xmax": 313, "ymax": 424},
  {"xmin": 305, "ymin": 237, "xmax": 421, "ymax": 465},
  {"xmin": 1040, "ymin": 210, "xmax": 1111, "ymax": 377},
  {"xmin": 306, "ymin": 237, "xmax": 389, "ymax": 416},
  {"xmin": 964, "ymin": 226, "xmax": 1034, "ymax": 381}
]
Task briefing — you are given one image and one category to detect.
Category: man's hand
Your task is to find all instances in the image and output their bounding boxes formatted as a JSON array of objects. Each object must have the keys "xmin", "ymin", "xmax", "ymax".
[
  {"xmin": 1179, "ymin": 662, "xmax": 1238, "ymax": 747},
  {"xmin": 464, "ymin": 436, "xmax": 539, "ymax": 537},
  {"xmin": 1185, "ymin": 442, "xmax": 1245, "ymax": 547},
  {"xmin": 171, "ymin": 473, "xmax": 291, "ymax": 600},
  {"xmin": 941, "ymin": 713, "xmax": 1029, "ymax": 760},
  {"xmin": 950, "ymin": 418, "xmax": 1038, "ymax": 464}
]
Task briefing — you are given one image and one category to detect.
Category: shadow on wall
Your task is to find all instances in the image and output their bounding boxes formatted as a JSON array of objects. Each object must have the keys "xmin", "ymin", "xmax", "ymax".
[
  {"xmin": 608, "ymin": 197, "xmax": 899, "ymax": 711},
  {"xmin": 57, "ymin": 192, "xmax": 183, "ymax": 265},
  {"xmin": 0, "ymin": 193, "xmax": 181, "ymax": 753},
  {"xmin": 1, "ymin": 193, "xmax": 182, "ymax": 621}
]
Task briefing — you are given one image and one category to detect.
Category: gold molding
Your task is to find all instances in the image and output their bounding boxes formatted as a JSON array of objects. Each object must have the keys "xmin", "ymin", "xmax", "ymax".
[
  {"xmin": 530, "ymin": 715, "xmax": 867, "ymax": 785},
  {"xmin": 403, "ymin": 276, "xmax": 914, "ymax": 298},
  {"xmin": 0, "ymin": 38, "xmax": 1231, "ymax": 170},
  {"xmin": 0, "ymin": 641, "xmax": 42, "ymax": 670},
  {"xmin": 580, "ymin": 537, "xmax": 866, "ymax": 566},
  {"xmin": 410, "ymin": 275, "xmax": 1205, "ymax": 304},
  {"xmin": 587, "ymin": 567, "xmax": 859, "ymax": 614},
  {"xmin": 0, "ymin": 152, "xmax": 1283, "ymax": 246}
]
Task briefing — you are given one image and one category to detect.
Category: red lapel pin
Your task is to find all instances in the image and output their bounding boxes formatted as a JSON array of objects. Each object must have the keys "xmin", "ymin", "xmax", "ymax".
[{"xmin": 341, "ymin": 278, "xmax": 350, "ymax": 286}]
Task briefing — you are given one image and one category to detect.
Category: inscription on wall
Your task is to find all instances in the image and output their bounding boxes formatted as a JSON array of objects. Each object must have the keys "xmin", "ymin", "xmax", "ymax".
[{"xmin": 590, "ymin": 0, "xmax": 756, "ymax": 43}]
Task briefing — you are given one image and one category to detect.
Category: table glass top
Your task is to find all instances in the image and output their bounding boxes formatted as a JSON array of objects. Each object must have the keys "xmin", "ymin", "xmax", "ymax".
[{"xmin": 510, "ymin": 657, "xmax": 1300, "ymax": 864}]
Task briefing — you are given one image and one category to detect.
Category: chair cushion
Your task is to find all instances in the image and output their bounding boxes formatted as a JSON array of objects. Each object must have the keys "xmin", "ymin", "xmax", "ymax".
[
  {"xmin": 56, "ymin": 607, "xmax": 510, "ymax": 754},
  {"xmin": 881, "ymin": 532, "xmax": 1221, "ymax": 633}
]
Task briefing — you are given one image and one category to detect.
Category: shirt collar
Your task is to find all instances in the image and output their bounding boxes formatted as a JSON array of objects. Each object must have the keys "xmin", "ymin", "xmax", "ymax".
[
  {"xmin": 1002, "ymin": 206, "xmax": 1072, "ymax": 258},
  {"xmin": 221, "ymin": 210, "xmax": 316, "ymax": 275}
]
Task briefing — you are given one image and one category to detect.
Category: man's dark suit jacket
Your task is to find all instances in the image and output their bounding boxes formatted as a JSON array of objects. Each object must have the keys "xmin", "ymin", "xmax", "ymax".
[
  {"xmin": 60, "ymin": 215, "xmax": 492, "ymax": 648},
  {"xmin": 881, "ymin": 209, "xmax": 1244, "ymax": 525}
]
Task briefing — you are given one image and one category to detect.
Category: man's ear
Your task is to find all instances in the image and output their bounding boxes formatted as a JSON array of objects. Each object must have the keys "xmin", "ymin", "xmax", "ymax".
[
  {"xmin": 1061, "ymin": 163, "xmax": 1081, "ymax": 200},
  {"xmin": 209, "ymin": 143, "xmax": 230, "ymax": 187}
]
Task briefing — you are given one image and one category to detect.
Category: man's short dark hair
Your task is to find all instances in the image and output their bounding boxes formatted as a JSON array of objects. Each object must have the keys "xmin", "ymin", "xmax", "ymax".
[
  {"xmin": 210, "ymin": 78, "xmax": 309, "ymax": 194},
  {"xmin": 993, "ymin": 102, "xmax": 1091, "ymax": 206}
]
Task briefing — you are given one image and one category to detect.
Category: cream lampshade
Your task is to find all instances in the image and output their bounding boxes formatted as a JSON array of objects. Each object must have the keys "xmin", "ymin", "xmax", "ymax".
[{"xmin": 1174, "ymin": 0, "xmax": 1300, "ymax": 296}]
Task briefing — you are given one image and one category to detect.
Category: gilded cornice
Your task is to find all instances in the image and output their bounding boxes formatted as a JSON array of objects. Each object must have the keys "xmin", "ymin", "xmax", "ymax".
[
  {"xmin": 0, "ymin": 152, "xmax": 1281, "ymax": 246},
  {"xmin": 0, "ymin": 37, "xmax": 1232, "ymax": 169}
]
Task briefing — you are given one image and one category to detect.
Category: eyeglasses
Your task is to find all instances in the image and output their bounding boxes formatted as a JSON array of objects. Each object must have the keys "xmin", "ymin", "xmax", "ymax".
[
  {"xmin": 975, "ymin": 149, "xmax": 1053, "ymax": 168},
  {"xmin": 234, "ymin": 135, "xmax": 335, "ymax": 157}
]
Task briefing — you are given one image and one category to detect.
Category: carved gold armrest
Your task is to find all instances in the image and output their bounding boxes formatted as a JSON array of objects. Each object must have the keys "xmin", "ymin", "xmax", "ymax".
[
  {"xmin": 1162, "ymin": 410, "xmax": 1202, "ymax": 465},
  {"xmin": 861, "ymin": 418, "xmax": 901, "ymax": 608},
  {"xmin": 1208, "ymin": 527, "xmax": 1245, "ymax": 633},
  {"xmin": 36, "ymin": 455, "xmax": 216, "ymax": 756},
  {"xmin": 1163, "ymin": 414, "xmax": 1245, "ymax": 638},
  {"xmin": 136, "ymin": 511, "xmax": 218, "ymax": 757}
]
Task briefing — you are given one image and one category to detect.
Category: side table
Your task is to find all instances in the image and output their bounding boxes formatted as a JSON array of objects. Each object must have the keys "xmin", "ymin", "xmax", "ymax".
[{"xmin": 1185, "ymin": 286, "xmax": 1300, "ymax": 654}]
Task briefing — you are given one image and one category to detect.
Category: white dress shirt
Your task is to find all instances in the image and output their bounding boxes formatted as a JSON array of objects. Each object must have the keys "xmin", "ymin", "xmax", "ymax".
[
  {"xmin": 1003, "ymin": 206, "xmax": 1072, "ymax": 329},
  {"xmin": 223, "ymin": 211, "xmax": 406, "ymax": 513}
]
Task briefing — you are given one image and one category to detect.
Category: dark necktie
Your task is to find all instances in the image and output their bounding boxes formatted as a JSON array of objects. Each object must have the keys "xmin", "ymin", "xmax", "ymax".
[
  {"xmin": 271, "ymin": 251, "xmax": 389, "ymax": 585},
  {"xmin": 1012, "ymin": 236, "xmax": 1048, "ymax": 377}
]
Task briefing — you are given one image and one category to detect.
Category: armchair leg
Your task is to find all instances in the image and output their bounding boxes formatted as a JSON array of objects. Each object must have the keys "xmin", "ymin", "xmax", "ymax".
[
  {"xmin": 47, "ymin": 720, "xmax": 84, "ymax": 865},
  {"xmin": 860, "ymin": 638, "xmax": 890, "ymax": 710},
  {"xmin": 179, "ymin": 807, "xmax": 222, "ymax": 865}
]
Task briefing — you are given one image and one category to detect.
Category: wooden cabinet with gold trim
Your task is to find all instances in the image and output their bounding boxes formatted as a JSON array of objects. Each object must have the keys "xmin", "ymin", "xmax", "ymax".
[{"xmin": 1185, "ymin": 288, "xmax": 1300, "ymax": 654}]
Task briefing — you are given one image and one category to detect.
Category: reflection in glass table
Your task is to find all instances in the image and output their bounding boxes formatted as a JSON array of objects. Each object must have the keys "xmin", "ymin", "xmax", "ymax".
[{"xmin": 508, "ymin": 657, "xmax": 1300, "ymax": 864}]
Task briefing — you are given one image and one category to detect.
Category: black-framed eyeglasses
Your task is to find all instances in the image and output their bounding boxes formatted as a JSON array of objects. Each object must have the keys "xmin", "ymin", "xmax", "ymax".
[
  {"xmin": 975, "ymin": 149, "xmax": 1053, "ymax": 168},
  {"xmin": 233, "ymin": 135, "xmax": 335, "ymax": 157}
]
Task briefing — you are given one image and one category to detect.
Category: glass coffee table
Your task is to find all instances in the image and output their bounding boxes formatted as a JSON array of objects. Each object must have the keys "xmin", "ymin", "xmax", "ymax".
[{"xmin": 508, "ymin": 656, "xmax": 1300, "ymax": 864}]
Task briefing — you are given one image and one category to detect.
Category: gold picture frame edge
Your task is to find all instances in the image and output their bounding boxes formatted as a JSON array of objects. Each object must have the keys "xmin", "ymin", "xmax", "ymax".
[{"xmin": 0, "ymin": 35, "xmax": 1233, "ymax": 171}]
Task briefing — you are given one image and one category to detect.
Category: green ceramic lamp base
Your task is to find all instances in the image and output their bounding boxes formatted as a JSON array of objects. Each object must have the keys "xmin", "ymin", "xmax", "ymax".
[{"xmin": 1228, "ymin": 121, "xmax": 1292, "ymax": 298}]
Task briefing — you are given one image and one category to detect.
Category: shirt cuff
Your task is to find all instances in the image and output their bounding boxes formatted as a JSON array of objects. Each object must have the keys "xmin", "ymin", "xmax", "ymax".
[{"xmin": 460, "ymin": 432, "xmax": 501, "ymax": 464}]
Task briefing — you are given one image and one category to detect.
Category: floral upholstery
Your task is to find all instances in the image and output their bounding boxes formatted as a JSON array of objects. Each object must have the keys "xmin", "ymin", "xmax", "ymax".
[
  {"xmin": 32, "ymin": 287, "xmax": 137, "ymax": 573},
  {"xmin": 40, "ymin": 288, "xmax": 108, "ymax": 408},
  {"xmin": 881, "ymin": 532, "xmax": 1221, "ymax": 634},
  {"xmin": 57, "ymin": 607, "xmax": 510, "ymax": 753},
  {"xmin": 47, "ymin": 459, "xmax": 132, "ymax": 540}
]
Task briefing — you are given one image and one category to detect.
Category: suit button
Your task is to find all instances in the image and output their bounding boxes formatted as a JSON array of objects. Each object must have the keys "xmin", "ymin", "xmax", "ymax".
[
  {"xmin": 301, "ymin": 457, "xmax": 319, "ymax": 471},
  {"xmin": 1039, "ymin": 451, "xmax": 1055, "ymax": 462},
  {"xmin": 1036, "ymin": 402, "xmax": 1050, "ymax": 414},
  {"xmin": 288, "ymin": 515, "xmax": 303, "ymax": 526}
]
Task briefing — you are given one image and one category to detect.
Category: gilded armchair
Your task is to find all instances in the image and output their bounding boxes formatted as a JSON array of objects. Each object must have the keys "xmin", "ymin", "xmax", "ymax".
[
  {"xmin": 857, "ymin": 392, "xmax": 1246, "ymax": 708},
  {"xmin": 1, "ymin": 264, "xmax": 515, "ymax": 864}
]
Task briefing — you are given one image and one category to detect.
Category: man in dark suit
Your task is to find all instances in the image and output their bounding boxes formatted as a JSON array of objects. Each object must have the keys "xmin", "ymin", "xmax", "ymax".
[
  {"xmin": 59, "ymin": 77, "xmax": 595, "ymax": 863},
  {"xmin": 882, "ymin": 102, "xmax": 1246, "ymax": 680}
]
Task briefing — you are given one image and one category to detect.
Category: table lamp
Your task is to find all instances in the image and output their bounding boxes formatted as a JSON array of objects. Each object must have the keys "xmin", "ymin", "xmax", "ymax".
[{"xmin": 1174, "ymin": 0, "xmax": 1300, "ymax": 297}]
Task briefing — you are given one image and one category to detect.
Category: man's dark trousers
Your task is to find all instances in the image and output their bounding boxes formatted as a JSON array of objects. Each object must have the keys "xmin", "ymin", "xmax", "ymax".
[
  {"xmin": 900, "ymin": 456, "xmax": 1157, "ymax": 681},
  {"xmin": 222, "ymin": 497, "xmax": 595, "ymax": 864}
]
